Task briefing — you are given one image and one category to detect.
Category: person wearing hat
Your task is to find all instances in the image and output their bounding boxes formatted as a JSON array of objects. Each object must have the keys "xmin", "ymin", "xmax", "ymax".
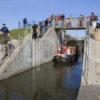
[
  {"xmin": 0, "ymin": 24, "xmax": 9, "ymax": 36},
  {"xmin": 0, "ymin": 24, "xmax": 10, "ymax": 44},
  {"xmin": 89, "ymin": 12, "xmax": 98, "ymax": 34},
  {"xmin": 90, "ymin": 12, "xmax": 98, "ymax": 26}
]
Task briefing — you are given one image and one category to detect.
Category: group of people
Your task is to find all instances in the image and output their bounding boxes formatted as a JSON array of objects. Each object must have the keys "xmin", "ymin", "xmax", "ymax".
[
  {"xmin": 32, "ymin": 12, "xmax": 99, "ymax": 39},
  {"xmin": 22, "ymin": 12, "xmax": 99, "ymax": 40},
  {"xmin": 32, "ymin": 13, "xmax": 65, "ymax": 39}
]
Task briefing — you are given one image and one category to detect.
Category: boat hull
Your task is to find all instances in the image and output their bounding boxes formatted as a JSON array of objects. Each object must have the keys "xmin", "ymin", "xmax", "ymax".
[{"xmin": 53, "ymin": 55, "xmax": 75, "ymax": 63}]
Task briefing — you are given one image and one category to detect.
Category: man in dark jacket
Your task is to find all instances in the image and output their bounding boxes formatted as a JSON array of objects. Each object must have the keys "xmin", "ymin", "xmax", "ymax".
[
  {"xmin": 32, "ymin": 24, "xmax": 38, "ymax": 39},
  {"xmin": 0, "ymin": 24, "xmax": 9, "ymax": 36},
  {"xmin": 61, "ymin": 13, "xmax": 65, "ymax": 21},
  {"xmin": 0, "ymin": 24, "xmax": 10, "ymax": 44},
  {"xmin": 23, "ymin": 18, "xmax": 28, "ymax": 28}
]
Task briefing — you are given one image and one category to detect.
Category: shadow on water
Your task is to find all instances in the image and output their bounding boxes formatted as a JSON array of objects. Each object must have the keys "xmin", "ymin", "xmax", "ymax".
[{"xmin": 0, "ymin": 57, "xmax": 82, "ymax": 100}]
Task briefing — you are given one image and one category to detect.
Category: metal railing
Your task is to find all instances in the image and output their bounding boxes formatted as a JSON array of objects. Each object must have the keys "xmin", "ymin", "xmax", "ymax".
[
  {"xmin": 54, "ymin": 17, "xmax": 90, "ymax": 29},
  {"xmin": 19, "ymin": 16, "xmax": 100, "ymax": 30},
  {"xmin": 0, "ymin": 28, "xmax": 32, "ymax": 66},
  {"xmin": 0, "ymin": 41, "xmax": 21, "ymax": 66},
  {"xmin": 0, "ymin": 46, "xmax": 5, "ymax": 64},
  {"xmin": 18, "ymin": 20, "xmax": 39, "ymax": 29}
]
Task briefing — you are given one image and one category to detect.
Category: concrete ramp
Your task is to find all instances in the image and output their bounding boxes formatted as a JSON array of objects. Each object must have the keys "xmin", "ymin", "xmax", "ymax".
[{"xmin": 0, "ymin": 27, "xmax": 59, "ymax": 80}]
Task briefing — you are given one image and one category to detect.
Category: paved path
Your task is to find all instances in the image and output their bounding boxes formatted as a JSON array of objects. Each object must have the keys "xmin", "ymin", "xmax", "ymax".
[{"xmin": 77, "ymin": 85, "xmax": 100, "ymax": 100}]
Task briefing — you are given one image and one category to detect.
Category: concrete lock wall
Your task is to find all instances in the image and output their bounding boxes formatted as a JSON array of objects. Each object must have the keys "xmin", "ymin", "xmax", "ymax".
[
  {"xmin": 83, "ymin": 29, "xmax": 100, "ymax": 85},
  {"xmin": 84, "ymin": 57, "xmax": 100, "ymax": 85},
  {"xmin": 0, "ymin": 28, "xmax": 59, "ymax": 79},
  {"xmin": 32, "ymin": 28, "xmax": 59, "ymax": 67},
  {"xmin": 0, "ymin": 34, "xmax": 32, "ymax": 79}
]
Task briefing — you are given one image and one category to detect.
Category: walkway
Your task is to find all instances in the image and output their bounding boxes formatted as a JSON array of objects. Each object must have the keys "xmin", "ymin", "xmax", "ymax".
[{"xmin": 77, "ymin": 85, "xmax": 100, "ymax": 100}]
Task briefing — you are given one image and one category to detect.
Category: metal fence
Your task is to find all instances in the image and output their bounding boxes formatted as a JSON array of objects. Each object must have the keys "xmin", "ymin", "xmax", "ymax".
[
  {"xmin": 0, "ymin": 28, "xmax": 32, "ymax": 66},
  {"xmin": 54, "ymin": 17, "xmax": 89, "ymax": 29},
  {"xmin": 18, "ymin": 20, "xmax": 39, "ymax": 29},
  {"xmin": 19, "ymin": 16, "xmax": 100, "ymax": 29},
  {"xmin": 0, "ymin": 41, "xmax": 19, "ymax": 66}
]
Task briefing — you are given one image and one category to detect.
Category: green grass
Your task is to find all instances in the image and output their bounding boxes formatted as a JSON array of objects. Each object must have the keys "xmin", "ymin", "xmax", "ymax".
[
  {"xmin": 9, "ymin": 28, "xmax": 30, "ymax": 39},
  {"xmin": 0, "ymin": 35, "xmax": 9, "ymax": 44},
  {"xmin": 0, "ymin": 28, "xmax": 31, "ymax": 44}
]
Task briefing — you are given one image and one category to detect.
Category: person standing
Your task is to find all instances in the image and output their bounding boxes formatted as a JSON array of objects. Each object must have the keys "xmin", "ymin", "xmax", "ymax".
[
  {"xmin": 0, "ymin": 24, "xmax": 10, "ymax": 56},
  {"xmin": 0, "ymin": 24, "xmax": 9, "ymax": 36},
  {"xmin": 61, "ymin": 13, "xmax": 65, "ymax": 21},
  {"xmin": 39, "ymin": 22, "xmax": 44, "ymax": 37},
  {"xmin": 61, "ymin": 13, "xmax": 65, "ymax": 27},
  {"xmin": 90, "ymin": 12, "xmax": 98, "ymax": 30},
  {"xmin": 79, "ymin": 15, "xmax": 84, "ymax": 27},
  {"xmin": 0, "ymin": 23, "xmax": 10, "ymax": 43},
  {"xmin": 32, "ymin": 24, "xmax": 38, "ymax": 39},
  {"xmin": 23, "ymin": 17, "xmax": 28, "ymax": 28},
  {"xmin": 44, "ymin": 19, "xmax": 49, "ymax": 32}
]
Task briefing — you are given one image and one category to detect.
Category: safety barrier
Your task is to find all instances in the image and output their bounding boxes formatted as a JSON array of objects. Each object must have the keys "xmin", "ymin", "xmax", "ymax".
[
  {"xmin": 0, "ymin": 41, "xmax": 20, "ymax": 66},
  {"xmin": 54, "ymin": 17, "xmax": 89, "ymax": 30},
  {"xmin": 19, "ymin": 16, "xmax": 100, "ymax": 30},
  {"xmin": 0, "ymin": 28, "xmax": 32, "ymax": 67}
]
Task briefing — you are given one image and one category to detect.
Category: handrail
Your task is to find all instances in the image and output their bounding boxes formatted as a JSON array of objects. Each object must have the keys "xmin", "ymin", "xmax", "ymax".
[
  {"xmin": 0, "ymin": 29, "xmax": 32, "ymax": 66},
  {"xmin": 18, "ymin": 16, "xmax": 100, "ymax": 30},
  {"xmin": 0, "ymin": 43, "xmax": 17, "ymax": 65},
  {"xmin": 0, "ymin": 46, "xmax": 5, "ymax": 53}
]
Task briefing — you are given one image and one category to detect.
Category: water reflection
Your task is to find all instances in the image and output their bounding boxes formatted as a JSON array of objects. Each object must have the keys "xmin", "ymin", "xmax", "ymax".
[{"xmin": 0, "ymin": 58, "xmax": 82, "ymax": 100}]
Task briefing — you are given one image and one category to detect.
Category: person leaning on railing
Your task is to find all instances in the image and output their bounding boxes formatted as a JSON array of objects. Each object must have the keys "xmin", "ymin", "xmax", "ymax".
[{"xmin": 89, "ymin": 12, "xmax": 98, "ymax": 30}]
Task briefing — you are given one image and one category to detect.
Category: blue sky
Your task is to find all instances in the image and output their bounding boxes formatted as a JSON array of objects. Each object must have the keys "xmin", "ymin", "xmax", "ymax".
[{"xmin": 0, "ymin": 0, "xmax": 100, "ymax": 29}]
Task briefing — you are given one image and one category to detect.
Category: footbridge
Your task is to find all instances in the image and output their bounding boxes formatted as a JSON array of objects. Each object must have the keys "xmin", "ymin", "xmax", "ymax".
[{"xmin": 0, "ymin": 17, "xmax": 100, "ymax": 86}]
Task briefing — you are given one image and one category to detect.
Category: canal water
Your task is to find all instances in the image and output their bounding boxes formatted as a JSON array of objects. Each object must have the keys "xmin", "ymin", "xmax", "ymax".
[{"xmin": 0, "ymin": 58, "xmax": 82, "ymax": 100}]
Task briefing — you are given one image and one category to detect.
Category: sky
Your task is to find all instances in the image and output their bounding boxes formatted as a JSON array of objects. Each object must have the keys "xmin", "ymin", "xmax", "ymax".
[
  {"xmin": 67, "ymin": 30, "xmax": 85, "ymax": 39},
  {"xmin": 0, "ymin": 0, "xmax": 100, "ymax": 30}
]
